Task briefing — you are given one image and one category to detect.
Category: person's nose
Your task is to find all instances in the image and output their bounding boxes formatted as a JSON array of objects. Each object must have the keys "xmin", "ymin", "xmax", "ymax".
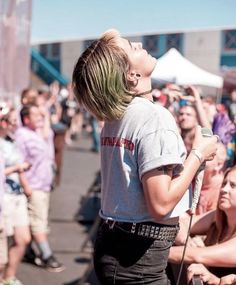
[
  {"xmin": 137, "ymin": 42, "xmax": 142, "ymax": 49},
  {"xmin": 133, "ymin": 42, "xmax": 142, "ymax": 49},
  {"xmin": 221, "ymin": 182, "xmax": 229, "ymax": 194}
]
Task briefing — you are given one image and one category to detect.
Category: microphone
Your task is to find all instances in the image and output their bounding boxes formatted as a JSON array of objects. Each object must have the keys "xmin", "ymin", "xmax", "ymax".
[
  {"xmin": 201, "ymin": 127, "xmax": 214, "ymax": 138},
  {"xmin": 176, "ymin": 127, "xmax": 214, "ymax": 285},
  {"xmin": 190, "ymin": 127, "xmax": 213, "ymax": 214}
]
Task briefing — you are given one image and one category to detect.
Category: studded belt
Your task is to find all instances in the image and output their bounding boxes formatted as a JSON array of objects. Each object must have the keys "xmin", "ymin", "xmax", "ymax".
[{"xmin": 103, "ymin": 219, "xmax": 179, "ymax": 242}]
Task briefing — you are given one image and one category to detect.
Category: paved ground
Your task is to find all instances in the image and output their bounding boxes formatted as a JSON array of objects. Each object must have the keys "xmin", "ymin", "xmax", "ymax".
[{"xmin": 18, "ymin": 134, "xmax": 101, "ymax": 285}]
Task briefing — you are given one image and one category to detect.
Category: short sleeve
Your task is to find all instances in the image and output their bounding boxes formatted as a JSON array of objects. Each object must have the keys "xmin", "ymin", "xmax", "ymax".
[{"xmin": 138, "ymin": 128, "xmax": 184, "ymax": 179}]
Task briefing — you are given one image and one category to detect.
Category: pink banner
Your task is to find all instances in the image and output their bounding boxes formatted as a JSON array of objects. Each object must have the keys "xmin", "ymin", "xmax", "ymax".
[{"xmin": 0, "ymin": 0, "xmax": 32, "ymax": 102}]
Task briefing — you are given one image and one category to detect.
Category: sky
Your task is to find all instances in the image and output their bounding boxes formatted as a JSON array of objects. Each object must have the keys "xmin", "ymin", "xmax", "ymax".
[{"xmin": 31, "ymin": 0, "xmax": 236, "ymax": 44}]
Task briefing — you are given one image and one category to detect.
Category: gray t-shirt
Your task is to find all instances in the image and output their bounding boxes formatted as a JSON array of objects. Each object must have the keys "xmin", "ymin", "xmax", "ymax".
[{"xmin": 100, "ymin": 97, "xmax": 191, "ymax": 223}]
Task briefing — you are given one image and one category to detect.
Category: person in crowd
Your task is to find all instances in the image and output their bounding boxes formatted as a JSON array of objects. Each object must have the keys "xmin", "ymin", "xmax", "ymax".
[
  {"xmin": 0, "ymin": 108, "xmax": 31, "ymax": 285},
  {"xmin": 227, "ymin": 132, "xmax": 236, "ymax": 168},
  {"xmin": 169, "ymin": 166, "xmax": 236, "ymax": 284},
  {"xmin": 177, "ymin": 104, "xmax": 199, "ymax": 154},
  {"xmin": 220, "ymin": 274, "xmax": 236, "ymax": 285},
  {"xmin": 60, "ymin": 84, "xmax": 79, "ymax": 145},
  {"xmin": 196, "ymin": 142, "xmax": 227, "ymax": 214},
  {"xmin": 88, "ymin": 114, "xmax": 101, "ymax": 153},
  {"xmin": 212, "ymin": 103, "xmax": 235, "ymax": 147},
  {"xmin": 20, "ymin": 88, "xmax": 38, "ymax": 106},
  {"xmin": 187, "ymin": 264, "xmax": 236, "ymax": 285},
  {"xmin": 175, "ymin": 85, "xmax": 211, "ymax": 154},
  {"xmin": 201, "ymin": 95, "xmax": 218, "ymax": 125},
  {"xmin": 46, "ymin": 83, "xmax": 68, "ymax": 186},
  {"xmin": 16, "ymin": 88, "xmax": 38, "ymax": 128},
  {"xmin": 72, "ymin": 29, "xmax": 217, "ymax": 284},
  {"xmin": 15, "ymin": 104, "xmax": 64, "ymax": 272},
  {"xmin": 0, "ymin": 152, "xmax": 7, "ymax": 283},
  {"xmin": 227, "ymin": 89, "xmax": 236, "ymax": 125},
  {"xmin": 212, "ymin": 103, "xmax": 236, "ymax": 169}
]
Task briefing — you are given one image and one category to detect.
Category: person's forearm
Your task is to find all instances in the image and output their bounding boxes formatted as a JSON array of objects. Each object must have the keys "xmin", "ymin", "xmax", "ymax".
[
  {"xmin": 169, "ymin": 245, "xmax": 186, "ymax": 263},
  {"xmin": 164, "ymin": 152, "xmax": 202, "ymax": 212},
  {"xmin": 19, "ymin": 172, "xmax": 32, "ymax": 197},
  {"xmin": 169, "ymin": 241, "xmax": 236, "ymax": 268},
  {"xmin": 195, "ymin": 98, "xmax": 211, "ymax": 129},
  {"xmin": 5, "ymin": 164, "xmax": 20, "ymax": 175},
  {"xmin": 41, "ymin": 114, "xmax": 51, "ymax": 139},
  {"xmin": 169, "ymin": 245, "xmax": 204, "ymax": 264}
]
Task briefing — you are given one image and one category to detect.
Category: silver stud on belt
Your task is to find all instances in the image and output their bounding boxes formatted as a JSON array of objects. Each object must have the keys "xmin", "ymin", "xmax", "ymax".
[{"xmin": 131, "ymin": 222, "xmax": 136, "ymax": 233}]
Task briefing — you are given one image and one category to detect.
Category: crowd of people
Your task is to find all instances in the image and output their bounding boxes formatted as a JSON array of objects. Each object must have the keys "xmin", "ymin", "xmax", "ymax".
[
  {"xmin": 0, "ymin": 83, "xmax": 101, "ymax": 285},
  {"xmin": 0, "ymin": 31, "xmax": 236, "ymax": 285}
]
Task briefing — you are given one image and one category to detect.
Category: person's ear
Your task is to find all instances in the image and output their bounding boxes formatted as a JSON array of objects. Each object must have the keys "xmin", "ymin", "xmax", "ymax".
[{"xmin": 127, "ymin": 72, "xmax": 141, "ymax": 86}]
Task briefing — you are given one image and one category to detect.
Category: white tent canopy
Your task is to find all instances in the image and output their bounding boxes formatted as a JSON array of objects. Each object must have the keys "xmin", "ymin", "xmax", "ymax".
[{"xmin": 151, "ymin": 48, "xmax": 224, "ymax": 88}]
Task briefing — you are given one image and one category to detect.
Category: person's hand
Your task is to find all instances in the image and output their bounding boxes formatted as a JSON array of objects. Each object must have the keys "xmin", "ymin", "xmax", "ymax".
[
  {"xmin": 178, "ymin": 85, "xmax": 202, "ymax": 104},
  {"xmin": 162, "ymin": 84, "xmax": 201, "ymax": 103},
  {"xmin": 162, "ymin": 84, "xmax": 183, "ymax": 102},
  {"xmin": 220, "ymin": 274, "xmax": 236, "ymax": 285},
  {"xmin": 187, "ymin": 263, "xmax": 220, "ymax": 285},
  {"xmin": 50, "ymin": 81, "xmax": 60, "ymax": 97},
  {"xmin": 192, "ymin": 125, "xmax": 218, "ymax": 162},
  {"xmin": 38, "ymin": 105, "xmax": 48, "ymax": 117},
  {"xmin": 18, "ymin": 162, "xmax": 31, "ymax": 173}
]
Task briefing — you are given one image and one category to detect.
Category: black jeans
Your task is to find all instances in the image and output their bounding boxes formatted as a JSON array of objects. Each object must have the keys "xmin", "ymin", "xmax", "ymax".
[{"xmin": 93, "ymin": 222, "xmax": 173, "ymax": 285}]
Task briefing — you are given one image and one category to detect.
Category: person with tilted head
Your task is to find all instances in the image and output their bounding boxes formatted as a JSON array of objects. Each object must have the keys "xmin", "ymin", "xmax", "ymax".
[{"xmin": 72, "ymin": 29, "xmax": 218, "ymax": 285}]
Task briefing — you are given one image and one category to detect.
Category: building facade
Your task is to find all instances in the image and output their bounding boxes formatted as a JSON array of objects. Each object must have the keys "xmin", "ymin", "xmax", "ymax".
[{"xmin": 31, "ymin": 29, "xmax": 236, "ymax": 87}]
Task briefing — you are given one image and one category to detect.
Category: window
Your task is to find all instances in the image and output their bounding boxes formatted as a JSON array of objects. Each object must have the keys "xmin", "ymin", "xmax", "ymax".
[
  {"xmin": 143, "ymin": 35, "xmax": 159, "ymax": 54},
  {"xmin": 166, "ymin": 33, "xmax": 182, "ymax": 51},
  {"xmin": 51, "ymin": 43, "xmax": 60, "ymax": 58},
  {"xmin": 40, "ymin": 44, "xmax": 48, "ymax": 57},
  {"xmin": 39, "ymin": 43, "xmax": 61, "ymax": 59},
  {"xmin": 224, "ymin": 30, "xmax": 236, "ymax": 51},
  {"xmin": 221, "ymin": 30, "xmax": 236, "ymax": 67}
]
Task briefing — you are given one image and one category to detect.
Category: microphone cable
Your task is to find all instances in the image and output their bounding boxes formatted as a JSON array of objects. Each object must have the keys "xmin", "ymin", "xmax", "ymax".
[{"xmin": 176, "ymin": 212, "xmax": 193, "ymax": 285}]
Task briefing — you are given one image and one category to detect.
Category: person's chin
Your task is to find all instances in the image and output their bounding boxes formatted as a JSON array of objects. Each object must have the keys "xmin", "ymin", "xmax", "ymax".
[
  {"xmin": 36, "ymin": 123, "xmax": 44, "ymax": 129},
  {"xmin": 151, "ymin": 57, "xmax": 157, "ymax": 72}
]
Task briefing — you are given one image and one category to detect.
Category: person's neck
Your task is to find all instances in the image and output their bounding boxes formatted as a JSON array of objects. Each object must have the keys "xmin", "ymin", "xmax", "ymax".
[
  {"xmin": 25, "ymin": 125, "xmax": 36, "ymax": 132},
  {"xmin": 226, "ymin": 210, "xmax": 236, "ymax": 230},
  {"xmin": 181, "ymin": 127, "xmax": 196, "ymax": 138},
  {"xmin": 134, "ymin": 79, "xmax": 153, "ymax": 101}
]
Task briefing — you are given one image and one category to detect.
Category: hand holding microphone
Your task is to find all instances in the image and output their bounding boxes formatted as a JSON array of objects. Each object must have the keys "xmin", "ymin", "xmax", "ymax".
[
  {"xmin": 192, "ymin": 126, "xmax": 218, "ymax": 163},
  {"xmin": 190, "ymin": 126, "xmax": 219, "ymax": 214}
]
